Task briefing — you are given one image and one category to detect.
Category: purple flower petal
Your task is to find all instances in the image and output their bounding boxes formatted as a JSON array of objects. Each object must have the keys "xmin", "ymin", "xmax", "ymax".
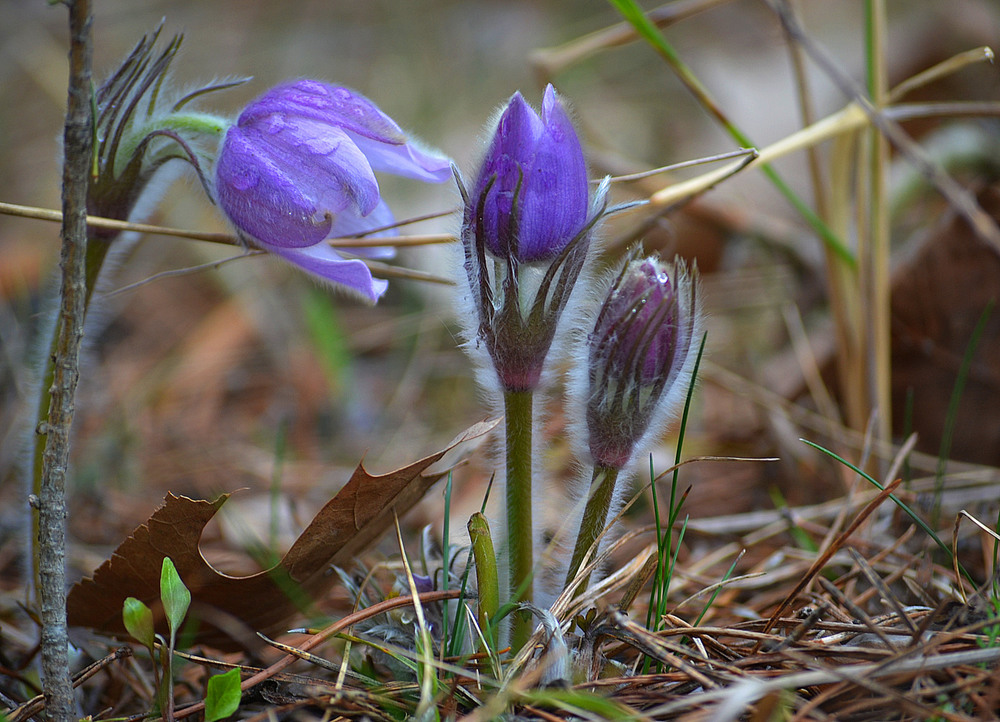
[
  {"xmin": 216, "ymin": 125, "xmax": 331, "ymax": 248},
  {"xmin": 271, "ymin": 242, "xmax": 388, "ymax": 303},
  {"xmin": 518, "ymin": 86, "xmax": 588, "ymax": 260},
  {"xmin": 241, "ymin": 81, "xmax": 450, "ymax": 184},
  {"xmin": 471, "ymin": 85, "xmax": 588, "ymax": 262},
  {"xmin": 239, "ymin": 112, "xmax": 382, "ymax": 218},
  {"xmin": 349, "ymin": 134, "xmax": 452, "ymax": 183},
  {"xmin": 328, "ymin": 198, "xmax": 398, "ymax": 260},
  {"xmin": 239, "ymin": 80, "xmax": 406, "ymax": 145}
]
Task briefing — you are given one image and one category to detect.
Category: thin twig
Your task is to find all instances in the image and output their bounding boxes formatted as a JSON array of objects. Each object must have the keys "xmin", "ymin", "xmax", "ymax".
[
  {"xmin": 37, "ymin": 2, "xmax": 93, "ymax": 720},
  {"xmin": 0, "ymin": 201, "xmax": 457, "ymax": 248},
  {"xmin": 9, "ymin": 648, "xmax": 132, "ymax": 722}
]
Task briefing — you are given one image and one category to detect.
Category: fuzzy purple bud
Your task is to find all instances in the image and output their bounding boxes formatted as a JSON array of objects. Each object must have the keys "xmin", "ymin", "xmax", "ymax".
[
  {"xmin": 460, "ymin": 85, "xmax": 604, "ymax": 392},
  {"xmin": 215, "ymin": 79, "xmax": 451, "ymax": 302},
  {"xmin": 472, "ymin": 85, "xmax": 588, "ymax": 262},
  {"xmin": 585, "ymin": 255, "xmax": 701, "ymax": 469}
]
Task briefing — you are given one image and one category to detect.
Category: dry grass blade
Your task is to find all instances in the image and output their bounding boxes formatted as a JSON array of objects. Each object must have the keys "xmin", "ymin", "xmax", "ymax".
[
  {"xmin": 0, "ymin": 201, "xmax": 456, "ymax": 249},
  {"xmin": 160, "ymin": 590, "xmax": 461, "ymax": 722},
  {"xmin": 817, "ymin": 576, "xmax": 900, "ymax": 651},
  {"xmin": 360, "ymin": 258, "xmax": 455, "ymax": 286},
  {"xmin": 760, "ymin": 477, "xmax": 904, "ymax": 639},
  {"xmin": 530, "ymin": 0, "xmax": 734, "ymax": 81},
  {"xmin": 847, "ymin": 547, "xmax": 920, "ymax": 636},
  {"xmin": 641, "ymin": 646, "xmax": 1000, "ymax": 718},
  {"xmin": 958, "ymin": 509, "xmax": 1000, "ymax": 543},
  {"xmin": 889, "ymin": 46, "xmax": 996, "ymax": 103}
]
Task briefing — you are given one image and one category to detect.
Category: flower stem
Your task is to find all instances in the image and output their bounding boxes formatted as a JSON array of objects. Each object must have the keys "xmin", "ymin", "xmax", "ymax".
[
  {"xmin": 565, "ymin": 464, "xmax": 621, "ymax": 596},
  {"xmin": 503, "ymin": 388, "xmax": 534, "ymax": 651}
]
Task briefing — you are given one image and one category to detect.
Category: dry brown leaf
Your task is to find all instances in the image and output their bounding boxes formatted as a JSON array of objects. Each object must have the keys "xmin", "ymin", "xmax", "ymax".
[{"xmin": 67, "ymin": 419, "xmax": 499, "ymax": 651}]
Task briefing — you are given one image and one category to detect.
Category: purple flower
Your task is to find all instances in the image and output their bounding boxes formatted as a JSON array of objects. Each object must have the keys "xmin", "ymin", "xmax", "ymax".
[
  {"xmin": 460, "ymin": 85, "xmax": 604, "ymax": 392},
  {"xmin": 583, "ymin": 255, "xmax": 701, "ymax": 469},
  {"xmin": 472, "ymin": 85, "xmax": 588, "ymax": 262},
  {"xmin": 215, "ymin": 79, "xmax": 451, "ymax": 302}
]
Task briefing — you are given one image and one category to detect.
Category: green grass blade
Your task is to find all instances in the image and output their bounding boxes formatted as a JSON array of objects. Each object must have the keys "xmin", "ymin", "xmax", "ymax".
[
  {"xmin": 607, "ymin": 0, "xmax": 854, "ymax": 267},
  {"xmin": 693, "ymin": 549, "xmax": 742, "ymax": 628},
  {"xmin": 800, "ymin": 438, "xmax": 975, "ymax": 586},
  {"xmin": 769, "ymin": 487, "xmax": 817, "ymax": 553}
]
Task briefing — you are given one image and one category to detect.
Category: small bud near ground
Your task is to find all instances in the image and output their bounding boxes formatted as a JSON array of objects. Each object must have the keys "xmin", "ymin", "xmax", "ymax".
[
  {"xmin": 584, "ymin": 254, "xmax": 702, "ymax": 471},
  {"xmin": 565, "ymin": 253, "xmax": 702, "ymax": 591}
]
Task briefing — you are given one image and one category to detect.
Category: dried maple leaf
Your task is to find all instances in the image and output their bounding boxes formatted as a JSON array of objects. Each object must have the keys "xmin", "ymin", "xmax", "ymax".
[{"xmin": 67, "ymin": 419, "xmax": 498, "ymax": 651}]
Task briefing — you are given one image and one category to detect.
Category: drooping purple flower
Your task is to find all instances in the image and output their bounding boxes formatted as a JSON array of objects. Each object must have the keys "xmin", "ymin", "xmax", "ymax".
[
  {"xmin": 215, "ymin": 79, "xmax": 451, "ymax": 302},
  {"xmin": 472, "ymin": 85, "xmax": 588, "ymax": 262},
  {"xmin": 459, "ymin": 85, "xmax": 605, "ymax": 392},
  {"xmin": 584, "ymin": 254, "xmax": 702, "ymax": 470}
]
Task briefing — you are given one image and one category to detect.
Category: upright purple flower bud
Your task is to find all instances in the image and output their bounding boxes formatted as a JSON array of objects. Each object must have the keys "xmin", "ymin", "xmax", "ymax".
[
  {"xmin": 460, "ymin": 84, "xmax": 605, "ymax": 391},
  {"xmin": 215, "ymin": 80, "xmax": 451, "ymax": 302},
  {"xmin": 473, "ymin": 86, "xmax": 589, "ymax": 262},
  {"xmin": 583, "ymin": 254, "xmax": 702, "ymax": 469}
]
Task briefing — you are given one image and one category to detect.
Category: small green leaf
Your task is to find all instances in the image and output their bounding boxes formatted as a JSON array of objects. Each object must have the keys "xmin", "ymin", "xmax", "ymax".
[
  {"xmin": 467, "ymin": 512, "xmax": 499, "ymax": 645},
  {"xmin": 122, "ymin": 596, "xmax": 155, "ymax": 650},
  {"xmin": 519, "ymin": 687, "xmax": 635, "ymax": 719},
  {"xmin": 204, "ymin": 668, "xmax": 241, "ymax": 722},
  {"xmin": 159, "ymin": 557, "xmax": 190, "ymax": 640}
]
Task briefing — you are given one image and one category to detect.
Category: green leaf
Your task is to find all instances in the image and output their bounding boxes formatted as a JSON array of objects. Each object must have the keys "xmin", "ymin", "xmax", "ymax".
[
  {"xmin": 467, "ymin": 512, "xmax": 499, "ymax": 647},
  {"xmin": 519, "ymin": 688, "xmax": 635, "ymax": 719},
  {"xmin": 159, "ymin": 557, "xmax": 190, "ymax": 641},
  {"xmin": 204, "ymin": 668, "xmax": 242, "ymax": 722},
  {"xmin": 122, "ymin": 596, "xmax": 155, "ymax": 650}
]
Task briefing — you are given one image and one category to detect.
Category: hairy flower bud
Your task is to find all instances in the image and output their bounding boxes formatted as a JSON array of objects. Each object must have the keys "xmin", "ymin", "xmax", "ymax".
[
  {"xmin": 215, "ymin": 79, "xmax": 451, "ymax": 302},
  {"xmin": 472, "ymin": 85, "xmax": 588, "ymax": 262},
  {"xmin": 583, "ymin": 254, "xmax": 702, "ymax": 469},
  {"xmin": 459, "ymin": 85, "xmax": 605, "ymax": 391}
]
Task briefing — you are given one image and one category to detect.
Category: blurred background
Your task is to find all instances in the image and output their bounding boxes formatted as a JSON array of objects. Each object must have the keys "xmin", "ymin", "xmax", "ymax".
[{"xmin": 1, "ymin": 0, "xmax": 999, "ymax": 582}]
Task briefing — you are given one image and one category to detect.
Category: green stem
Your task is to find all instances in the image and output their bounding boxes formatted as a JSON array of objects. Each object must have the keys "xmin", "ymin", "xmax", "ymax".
[
  {"xmin": 565, "ymin": 465, "xmax": 621, "ymax": 596},
  {"xmin": 31, "ymin": 235, "xmax": 111, "ymax": 594},
  {"xmin": 503, "ymin": 388, "xmax": 534, "ymax": 651}
]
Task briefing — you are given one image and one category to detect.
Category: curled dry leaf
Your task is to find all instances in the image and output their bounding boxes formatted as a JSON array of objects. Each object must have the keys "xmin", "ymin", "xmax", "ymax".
[{"xmin": 67, "ymin": 419, "xmax": 499, "ymax": 651}]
